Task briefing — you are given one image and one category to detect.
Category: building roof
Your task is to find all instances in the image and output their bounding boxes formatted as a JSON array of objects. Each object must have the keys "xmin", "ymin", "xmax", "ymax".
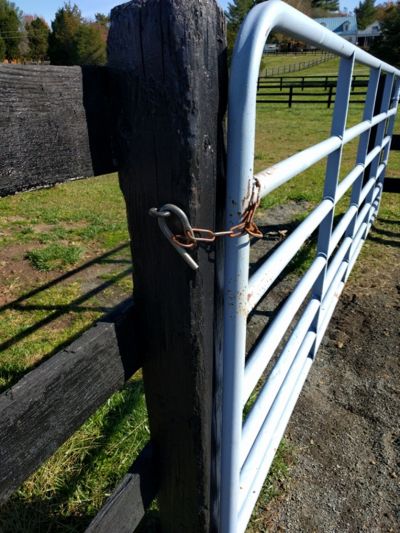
[
  {"xmin": 314, "ymin": 16, "xmax": 358, "ymax": 35},
  {"xmin": 358, "ymin": 20, "xmax": 382, "ymax": 37}
]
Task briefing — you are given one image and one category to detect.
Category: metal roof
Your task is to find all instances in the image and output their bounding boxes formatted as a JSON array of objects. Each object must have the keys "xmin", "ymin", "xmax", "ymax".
[{"xmin": 314, "ymin": 16, "xmax": 357, "ymax": 35}]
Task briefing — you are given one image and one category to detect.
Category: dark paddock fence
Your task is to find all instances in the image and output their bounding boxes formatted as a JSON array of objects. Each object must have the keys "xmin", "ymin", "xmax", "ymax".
[
  {"xmin": 263, "ymin": 51, "xmax": 334, "ymax": 76},
  {"xmin": 0, "ymin": 0, "xmax": 227, "ymax": 532},
  {"xmin": 257, "ymin": 74, "xmax": 370, "ymax": 107}
]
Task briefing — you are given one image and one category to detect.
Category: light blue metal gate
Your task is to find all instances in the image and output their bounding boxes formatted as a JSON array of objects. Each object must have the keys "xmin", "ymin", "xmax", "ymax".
[{"xmin": 221, "ymin": 1, "xmax": 400, "ymax": 531}]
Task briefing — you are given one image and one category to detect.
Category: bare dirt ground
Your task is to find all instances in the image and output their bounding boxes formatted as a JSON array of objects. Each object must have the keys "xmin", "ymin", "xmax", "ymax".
[{"xmin": 247, "ymin": 201, "xmax": 400, "ymax": 532}]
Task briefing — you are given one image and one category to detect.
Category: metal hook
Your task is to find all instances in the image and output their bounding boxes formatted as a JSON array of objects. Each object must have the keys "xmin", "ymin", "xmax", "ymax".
[{"xmin": 149, "ymin": 204, "xmax": 199, "ymax": 270}]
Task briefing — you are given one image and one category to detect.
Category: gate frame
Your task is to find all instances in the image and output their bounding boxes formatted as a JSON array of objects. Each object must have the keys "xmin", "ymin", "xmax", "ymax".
[{"xmin": 221, "ymin": 1, "xmax": 400, "ymax": 531}]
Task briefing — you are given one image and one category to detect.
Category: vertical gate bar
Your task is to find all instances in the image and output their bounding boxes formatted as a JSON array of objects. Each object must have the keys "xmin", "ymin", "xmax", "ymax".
[
  {"xmin": 363, "ymin": 72, "xmax": 394, "ymax": 196},
  {"xmin": 221, "ymin": 9, "xmax": 265, "ymax": 531},
  {"xmin": 346, "ymin": 72, "xmax": 395, "ymax": 276},
  {"xmin": 342, "ymin": 67, "xmax": 381, "ymax": 274},
  {"xmin": 376, "ymin": 78, "xmax": 400, "ymax": 187},
  {"xmin": 311, "ymin": 55, "xmax": 355, "ymax": 357}
]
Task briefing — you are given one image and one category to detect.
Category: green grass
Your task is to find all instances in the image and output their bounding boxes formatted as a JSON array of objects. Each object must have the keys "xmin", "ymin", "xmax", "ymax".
[
  {"xmin": 260, "ymin": 54, "xmax": 370, "ymax": 77},
  {"xmin": 0, "ymin": 60, "xmax": 399, "ymax": 532},
  {"xmin": 26, "ymin": 244, "xmax": 84, "ymax": 271}
]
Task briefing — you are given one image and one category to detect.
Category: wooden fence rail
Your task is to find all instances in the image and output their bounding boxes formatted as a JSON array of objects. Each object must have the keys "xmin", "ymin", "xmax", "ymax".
[
  {"xmin": 0, "ymin": 65, "xmax": 115, "ymax": 196},
  {"xmin": 257, "ymin": 76, "xmax": 369, "ymax": 108},
  {"xmin": 0, "ymin": 299, "xmax": 139, "ymax": 503},
  {"xmin": 264, "ymin": 52, "xmax": 334, "ymax": 76}
]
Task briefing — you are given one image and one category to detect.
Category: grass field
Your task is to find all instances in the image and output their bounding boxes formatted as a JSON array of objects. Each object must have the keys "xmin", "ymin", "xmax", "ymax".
[
  {"xmin": 0, "ymin": 62, "xmax": 399, "ymax": 531},
  {"xmin": 260, "ymin": 54, "xmax": 370, "ymax": 77}
]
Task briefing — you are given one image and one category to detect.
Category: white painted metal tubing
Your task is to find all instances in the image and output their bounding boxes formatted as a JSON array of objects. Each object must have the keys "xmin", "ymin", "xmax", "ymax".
[
  {"xmin": 342, "ymin": 107, "xmax": 397, "ymax": 144},
  {"xmin": 238, "ymin": 354, "xmax": 314, "ymax": 533},
  {"xmin": 328, "ymin": 205, "xmax": 358, "ymax": 257},
  {"xmin": 242, "ymin": 255, "xmax": 325, "ymax": 408},
  {"xmin": 336, "ymin": 129, "xmax": 395, "ymax": 203},
  {"xmin": 359, "ymin": 163, "xmax": 385, "ymax": 205},
  {"xmin": 222, "ymin": 0, "xmax": 400, "ymax": 529},
  {"xmin": 315, "ymin": 280, "xmax": 345, "ymax": 351},
  {"xmin": 346, "ymin": 198, "xmax": 380, "ymax": 278},
  {"xmin": 315, "ymin": 262, "xmax": 348, "ymax": 348},
  {"xmin": 238, "ymin": 336, "xmax": 315, "ymax": 533},
  {"xmin": 359, "ymin": 177, "xmax": 377, "ymax": 206},
  {"xmin": 241, "ymin": 297, "xmax": 320, "ymax": 464},
  {"xmin": 256, "ymin": 137, "xmax": 340, "ymax": 198},
  {"xmin": 256, "ymin": 107, "xmax": 397, "ymax": 200},
  {"xmin": 336, "ymin": 164, "xmax": 364, "ymax": 203},
  {"xmin": 355, "ymin": 201, "xmax": 373, "ymax": 237},
  {"xmin": 247, "ymin": 199, "xmax": 332, "ymax": 311},
  {"xmin": 325, "ymin": 236, "xmax": 352, "ymax": 291},
  {"xmin": 239, "ymin": 331, "xmax": 315, "ymax": 502},
  {"xmin": 241, "ymin": 273, "xmax": 323, "ymax": 461}
]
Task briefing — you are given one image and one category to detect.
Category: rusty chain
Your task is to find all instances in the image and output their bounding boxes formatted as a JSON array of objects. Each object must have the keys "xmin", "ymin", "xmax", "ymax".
[
  {"xmin": 170, "ymin": 198, "xmax": 263, "ymax": 249},
  {"xmin": 150, "ymin": 197, "xmax": 263, "ymax": 250}
]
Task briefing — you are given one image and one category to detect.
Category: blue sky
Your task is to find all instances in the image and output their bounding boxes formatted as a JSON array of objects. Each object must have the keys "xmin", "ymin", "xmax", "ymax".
[{"xmin": 16, "ymin": 1, "xmax": 360, "ymax": 24}]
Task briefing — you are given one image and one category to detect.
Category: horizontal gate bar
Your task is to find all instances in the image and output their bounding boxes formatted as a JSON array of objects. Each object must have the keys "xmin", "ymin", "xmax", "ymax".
[
  {"xmin": 336, "ymin": 165, "xmax": 365, "ymax": 202},
  {"xmin": 238, "ymin": 351, "xmax": 314, "ymax": 533},
  {"xmin": 238, "ymin": 334, "xmax": 316, "ymax": 529},
  {"xmin": 328, "ymin": 206, "xmax": 358, "ymax": 257},
  {"xmin": 241, "ymin": 297, "xmax": 320, "ymax": 457},
  {"xmin": 247, "ymin": 199, "xmax": 332, "ymax": 311},
  {"xmin": 256, "ymin": 137, "xmax": 341, "ymax": 198},
  {"xmin": 243, "ymin": 256, "xmax": 326, "ymax": 409},
  {"xmin": 324, "ymin": 236, "xmax": 352, "ymax": 291},
  {"xmin": 255, "ymin": 107, "xmax": 396, "ymax": 199}
]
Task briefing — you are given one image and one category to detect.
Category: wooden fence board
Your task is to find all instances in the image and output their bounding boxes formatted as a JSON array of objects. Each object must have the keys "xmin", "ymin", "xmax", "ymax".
[
  {"xmin": 85, "ymin": 442, "xmax": 158, "ymax": 533},
  {"xmin": 0, "ymin": 299, "xmax": 139, "ymax": 503},
  {"xmin": 0, "ymin": 64, "xmax": 116, "ymax": 197}
]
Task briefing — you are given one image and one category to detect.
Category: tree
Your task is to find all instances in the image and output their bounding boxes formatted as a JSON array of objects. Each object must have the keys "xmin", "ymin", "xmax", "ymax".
[
  {"xmin": 26, "ymin": 17, "xmax": 49, "ymax": 61},
  {"xmin": 311, "ymin": 0, "xmax": 340, "ymax": 14},
  {"xmin": 75, "ymin": 23, "xmax": 106, "ymax": 65},
  {"xmin": 48, "ymin": 3, "xmax": 107, "ymax": 66},
  {"xmin": 225, "ymin": 0, "xmax": 256, "ymax": 54},
  {"xmin": 48, "ymin": 2, "xmax": 82, "ymax": 65},
  {"xmin": 370, "ymin": 3, "xmax": 400, "ymax": 66},
  {"xmin": 0, "ymin": 0, "xmax": 22, "ymax": 61},
  {"xmin": 355, "ymin": 0, "xmax": 377, "ymax": 29},
  {"xmin": 94, "ymin": 12, "xmax": 110, "ymax": 27}
]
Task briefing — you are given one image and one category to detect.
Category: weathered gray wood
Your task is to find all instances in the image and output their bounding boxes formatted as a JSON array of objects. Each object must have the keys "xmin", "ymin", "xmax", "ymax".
[
  {"xmin": 0, "ymin": 64, "xmax": 116, "ymax": 196},
  {"xmin": 0, "ymin": 299, "xmax": 139, "ymax": 503},
  {"xmin": 108, "ymin": 1, "xmax": 227, "ymax": 531},
  {"xmin": 85, "ymin": 442, "xmax": 158, "ymax": 533}
]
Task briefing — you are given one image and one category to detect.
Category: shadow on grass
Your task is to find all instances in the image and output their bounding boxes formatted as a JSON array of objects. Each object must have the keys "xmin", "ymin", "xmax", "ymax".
[
  {"xmin": 0, "ymin": 380, "xmax": 148, "ymax": 533},
  {"xmin": 0, "ymin": 243, "xmax": 133, "ymax": 391}
]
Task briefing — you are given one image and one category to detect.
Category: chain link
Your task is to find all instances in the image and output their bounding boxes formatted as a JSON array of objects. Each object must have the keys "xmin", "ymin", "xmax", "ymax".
[{"xmin": 171, "ymin": 197, "xmax": 263, "ymax": 249}]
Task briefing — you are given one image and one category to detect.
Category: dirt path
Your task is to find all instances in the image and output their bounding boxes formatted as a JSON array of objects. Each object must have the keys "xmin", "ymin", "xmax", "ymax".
[{"xmin": 248, "ymin": 204, "xmax": 400, "ymax": 532}]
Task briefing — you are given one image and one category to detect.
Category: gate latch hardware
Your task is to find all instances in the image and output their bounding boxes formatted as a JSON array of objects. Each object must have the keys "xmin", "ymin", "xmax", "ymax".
[{"xmin": 149, "ymin": 200, "xmax": 262, "ymax": 271}]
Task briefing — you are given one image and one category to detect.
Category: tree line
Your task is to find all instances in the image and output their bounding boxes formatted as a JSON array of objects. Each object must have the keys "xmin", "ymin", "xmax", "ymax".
[
  {"xmin": 226, "ymin": 0, "xmax": 400, "ymax": 67},
  {"xmin": 1, "ymin": 0, "xmax": 399, "ymax": 67},
  {"xmin": 0, "ymin": 1, "xmax": 108, "ymax": 65}
]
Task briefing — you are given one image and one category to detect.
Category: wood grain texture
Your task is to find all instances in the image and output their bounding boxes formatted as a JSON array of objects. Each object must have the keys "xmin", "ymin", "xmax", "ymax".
[
  {"xmin": 108, "ymin": 1, "xmax": 227, "ymax": 531},
  {"xmin": 0, "ymin": 299, "xmax": 139, "ymax": 503},
  {"xmin": 0, "ymin": 64, "xmax": 116, "ymax": 196},
  {"xmin": 85, "ymin": 442, "xmax": 158, "ymax": 533}
]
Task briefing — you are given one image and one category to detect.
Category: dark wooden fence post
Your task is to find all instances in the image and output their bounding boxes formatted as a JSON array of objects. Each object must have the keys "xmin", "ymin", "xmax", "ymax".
[
  {"xmin": 107, "ymin": 1, "xmax": 227, "ymax": 531},
  {"xmin": 327, "ymin": 84, "xmax": 334, "ymax": 108}
]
